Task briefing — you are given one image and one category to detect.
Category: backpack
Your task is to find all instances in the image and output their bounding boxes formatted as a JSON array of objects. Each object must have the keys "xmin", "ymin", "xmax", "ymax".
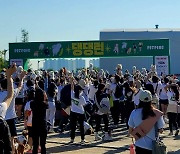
[
  {"xmin": 95, "ymin": 95, "xmax": 110, "ymax": 114},
  {"xmin": 114, "ymin": 83, "xmax": 124, "ymax": 100},
  {"xmin": 60, "ymin": 84, "xmax": 71, "ymax": 107}
]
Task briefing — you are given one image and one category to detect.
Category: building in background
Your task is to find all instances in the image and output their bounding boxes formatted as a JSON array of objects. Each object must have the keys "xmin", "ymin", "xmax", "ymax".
[
  {"xmin": 43, "ymin": 58, "xmax": 99, "ymax": 72},
  {"xmin": 100, "ymin": 28, "xmax": 180, "ymax": 74}
]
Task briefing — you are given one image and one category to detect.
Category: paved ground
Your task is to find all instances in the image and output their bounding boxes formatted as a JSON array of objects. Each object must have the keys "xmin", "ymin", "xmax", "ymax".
[{"xmin": 17, "ymin": 122, "xmax": 180, "ymax": 154}]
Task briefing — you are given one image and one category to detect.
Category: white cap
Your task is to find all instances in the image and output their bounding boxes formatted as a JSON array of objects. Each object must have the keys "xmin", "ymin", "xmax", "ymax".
[{"xmin": 139, "ymin": 90, "xmax": 152, "ymax": 102}]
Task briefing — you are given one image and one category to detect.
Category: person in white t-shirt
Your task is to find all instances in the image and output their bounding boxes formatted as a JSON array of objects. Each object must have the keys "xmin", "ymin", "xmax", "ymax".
[
  {"xmin": 0, "ymin": 64, "xmax": 16, "ymax": 116},
  {"xmin": 164, "ymin": 84, "xmax": 179, "ymax": 136},
  {"xmin": 132, "ymin": 80, "xmax": 143, "ymax": 107},
  {"xmin": 4, "ymin": 70, "xmax": 26, "ymax": 154},
  {"xmin": 24, "ymin": 87, "xmax": 35, "ymax": 152},
  {"xmin": 0, "ymin": 63, "xmax": 17, "ymax": 153},
  {"xmin": 69, "ymin": 78, "xmax": 87, "ymax": 145},
  {"xmin": 159, "ymin": 77, "xmax": 169, "ymax": 116},
  {"xmin": 88, "ymin": 80, "xmax": 98, "ymax": 103}
]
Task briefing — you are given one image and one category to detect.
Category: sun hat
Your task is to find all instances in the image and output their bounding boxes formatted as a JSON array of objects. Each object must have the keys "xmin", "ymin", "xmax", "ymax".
[{"xmin": 139, "ymin": 90, "xmax": 152, "ymax": 102}]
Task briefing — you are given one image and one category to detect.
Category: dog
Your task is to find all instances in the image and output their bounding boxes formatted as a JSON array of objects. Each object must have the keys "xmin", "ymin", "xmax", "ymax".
[{"xmin": 15, "ymin": 130, "xmax": 28, "ymax": 154}]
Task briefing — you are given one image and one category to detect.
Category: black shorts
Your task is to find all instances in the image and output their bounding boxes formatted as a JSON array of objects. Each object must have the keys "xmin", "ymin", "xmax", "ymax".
[
  {"xmin": 15, "ymin": 98, "xmax": 24, "ymax": 105},
  {"xmin": 6, "ymin": 118, "xmax": 17, "ymax": 137},
  {"xmin": 27, "ymin": 126, "xmax": 33, "ymax": 137},
  {"xmin": 159, "ymin": 99, "xmax": 169, "ymax": 105}
]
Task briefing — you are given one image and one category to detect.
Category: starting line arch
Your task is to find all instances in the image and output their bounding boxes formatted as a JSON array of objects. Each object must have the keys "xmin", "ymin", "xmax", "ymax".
[{"xmin": 9, "ymin": 39, "xmax": 170, "ymax": 75}]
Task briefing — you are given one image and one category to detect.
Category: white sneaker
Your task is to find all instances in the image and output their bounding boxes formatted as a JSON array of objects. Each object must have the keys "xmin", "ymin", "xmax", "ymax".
[
  {"xmin": 95, "ymin": 132, "xmax": 102, "ymax": 141},
  {"xmin": 103, "ymin": 133, "xmax": 112, "ymax": 141}
]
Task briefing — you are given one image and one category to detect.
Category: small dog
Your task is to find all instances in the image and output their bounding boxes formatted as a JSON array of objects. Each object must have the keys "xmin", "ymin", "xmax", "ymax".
[{"xmin": 15, "ymin": 130, "xmax": 28, "ymax": 154}]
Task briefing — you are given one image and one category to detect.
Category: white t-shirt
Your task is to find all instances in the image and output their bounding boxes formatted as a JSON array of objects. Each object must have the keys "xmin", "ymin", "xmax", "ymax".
[
  {"xmin": 71, "ymin": 91, "xmax": 86, "ymax": 114},
  {"xmin": 132, "ymin": 88, "xmax": 143, "ymax": 106},
  {"xmin": 167, "ymin": 91, "xmax": 177, "ymax": 105},
  {"xmin": 128, "ymin": 108, "xmax": 165, "ymax": 150},
  {"xmin": 24, "ymin": 101, "xmax": 32, "ymax": 126},
  {"xmin": 149, "ymin": 82, "xmax": 162, "ymax": 96},
  {"xmin": 0, "ymin": 102, "xmax": 7, "ymax": 118},
  {"xmin": 5, "ymin": 88, "xmax": 19, "ymax": 120},
  {"xmin": 0, "ymin": 91, "xmax": 8, "ymax": 103},
  {"xmin": 159, "ymin": 84, "xmax": 168, "ymax": 100},
  {"xmin": 88, "ymin": 84, "xmax": 98, "ymax": 101}
]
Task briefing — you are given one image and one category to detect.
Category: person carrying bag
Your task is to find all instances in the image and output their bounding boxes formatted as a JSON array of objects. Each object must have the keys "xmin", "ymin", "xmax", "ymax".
[
  {"xmin": 128, "ymin": 90, "xmax": 165, "ymax": 154},
  {"xmin": 152, "ymin": 123, "xmax": 167, "ymax": 154}
]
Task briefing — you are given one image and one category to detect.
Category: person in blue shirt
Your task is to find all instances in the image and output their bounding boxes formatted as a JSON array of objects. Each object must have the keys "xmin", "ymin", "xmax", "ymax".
[{"xmin": 128, "ymin": 90, "xmax": 165, "ymax": 154}]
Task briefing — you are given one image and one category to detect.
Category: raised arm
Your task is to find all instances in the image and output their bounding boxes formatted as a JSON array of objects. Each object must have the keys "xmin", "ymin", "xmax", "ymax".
[
  {"xmin": 17, "ymin": 70, "xmax": 26, "ymax": 92},
  {"xmin": 4, "ymin": 64, "xmax": 17, "ymax": 107}
]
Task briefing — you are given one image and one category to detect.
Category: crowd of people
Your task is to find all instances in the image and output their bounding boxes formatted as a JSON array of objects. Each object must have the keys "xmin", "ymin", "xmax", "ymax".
[{"xmin": 0, "ymin": 63, "xmax": 180, "ymax": 154}]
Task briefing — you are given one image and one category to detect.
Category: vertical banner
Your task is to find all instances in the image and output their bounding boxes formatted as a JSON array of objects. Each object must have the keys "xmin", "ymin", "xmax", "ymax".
[{"xmin": 155, "ymin": 56, "xmax": 169, "ymax": 76}]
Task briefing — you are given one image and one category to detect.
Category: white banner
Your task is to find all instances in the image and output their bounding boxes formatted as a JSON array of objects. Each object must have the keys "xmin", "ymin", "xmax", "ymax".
[{"xmin": 155, "ymin": 56, "xmax": 169, "ymax": 76}]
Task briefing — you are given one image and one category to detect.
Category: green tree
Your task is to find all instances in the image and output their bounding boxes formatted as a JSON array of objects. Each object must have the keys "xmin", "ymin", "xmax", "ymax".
[
  {"xmin": 0, "ymin": 50, "xmax": 8, "ymax": 71},
  {"xmin": 21, "ymin": 29, "xmax": 29, "ymax": 42}
]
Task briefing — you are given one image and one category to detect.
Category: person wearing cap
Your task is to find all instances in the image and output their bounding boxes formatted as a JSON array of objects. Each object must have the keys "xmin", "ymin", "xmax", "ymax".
[
  {"xmin": 69, "ymin": 78, "xmax": 87, "ymax": 145},
  {"xmin": 128, "ymin": 90, "xmax": 165, "ymax": 154}
]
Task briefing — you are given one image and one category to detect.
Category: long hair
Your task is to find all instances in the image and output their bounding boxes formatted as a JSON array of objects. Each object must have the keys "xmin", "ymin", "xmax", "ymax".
[
  {"xmin": 47, "ymin": 82, "xmax": 57, "ymax": 98},
  {"xmin": 144, "ymin": 84, "xmax": 155, "ymax": 95},
  {"xmin": 138, "ymin": 101, "xmax": 156, "ymax": 120},
  {"xmin": 34, "ymin": 88, "xmax": 48, "ymax": 108},
  {"xmin": 170, "ymin": 85, "xmax": 179, "ymax": 101},
  {"xmin": 74, "ymin": 85, "xmax": 83, "ymax": 99}
]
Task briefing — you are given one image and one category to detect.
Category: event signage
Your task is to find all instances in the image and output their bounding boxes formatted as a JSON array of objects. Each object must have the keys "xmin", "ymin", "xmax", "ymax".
[
  {"xmin": 155, "ymin": 56, "xmax": 169, "ymax": 76},
  {"xmin": 9, "ymin": 39, "xmax": 169, "ymax": 59}
]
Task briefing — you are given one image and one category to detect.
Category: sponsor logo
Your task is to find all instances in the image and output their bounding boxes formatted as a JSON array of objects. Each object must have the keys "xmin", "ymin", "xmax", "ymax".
[
  {"xmin": 14, "ymin": 49, "xmax": 30, "ymax": 53},
  {"xmin": 147, "ymin": 46, "xmax": 164, "ymax": 50}
]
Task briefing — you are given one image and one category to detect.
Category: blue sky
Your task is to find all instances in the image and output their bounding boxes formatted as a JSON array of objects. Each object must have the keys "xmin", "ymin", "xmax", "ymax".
[{"xmin": 1, "ymin": 0, "xmax": 180, "ymax": 52}]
